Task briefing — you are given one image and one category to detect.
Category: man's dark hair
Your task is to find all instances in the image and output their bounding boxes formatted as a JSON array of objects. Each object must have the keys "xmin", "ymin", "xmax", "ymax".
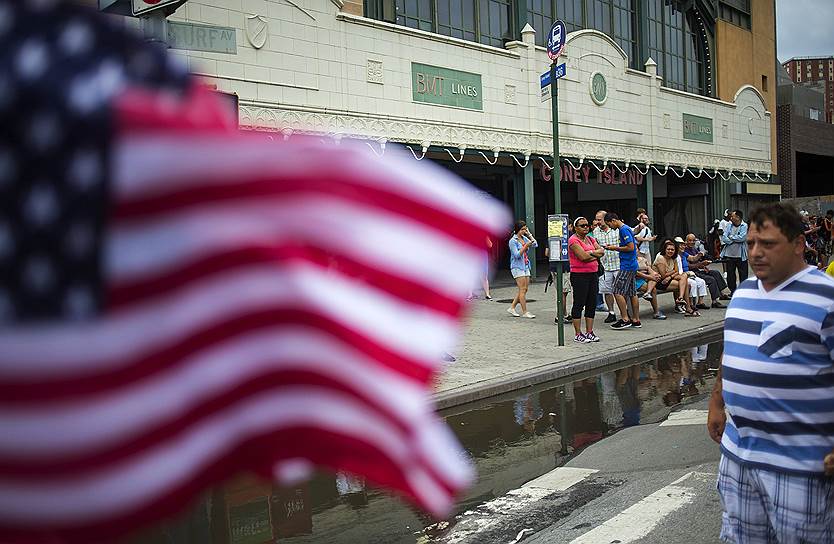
[
  {"xmin": 827, "ymin": 209, "xmax": 833, "ymax": 217},
  {"xmin": 604, "ymin": 212, "xmax": 619, "ymax": 223},
  {"xmin": 748, "ymin": 202, "xmax": 805, "ymax": 241},
  {"xmin": 733, "ymin": 209, "xmax": 744, "ymax": 220}
]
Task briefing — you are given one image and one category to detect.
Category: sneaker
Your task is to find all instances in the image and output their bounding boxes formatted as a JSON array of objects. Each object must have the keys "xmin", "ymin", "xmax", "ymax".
[
  {"xmin": 596, "ymin": 304, "xmax": 607, "ymax": 312},
  {"xmin": 584, "ymin": 331, "xmax": 600, "ymax": 342},
  {"xmin": 521, "ymin": 312, "xmax": 536, "ymax": 319},
  {"xmin": 711, "ymin": 301, "xmax": 725, "ymax": 308},
  {"xmin": 564, "ymin": 315, "xmax": 573, "ymax": 323},
  {"xmin": 674, "ymin": 301, "xmax": 686, "ymax": 314},
  {"xmin": 574, "ymin": 334, "xmax": 591, "ymax": 344},
  {"xmin": 610, "ymin": 319, "xmax": 632, "ymax": 330},
  {"xmin": 604, "ymin": 313, "xmax": 617, "ymax": 323},
  {"xmin": 653, "ymin": 312, "xmax": 667, "ymax": 320},
  {"xmin": 719, "ymin": 294, "xmax": 732, "ymax": 300},
  {"xmin": 484, "ymin": 294, "xmax": 492, "ymax": 300},
  {"xmin": 642, "ymin": 293, "xmax": 653, "ymax": 301},
  {"xmin": 631, "ymin": 321, "xmax": 642, "ymax": 328},
  {"xmin": 696, "ymin": 303, "xmax": 710, "ymax": 310},
  {"xmin": 507, "ymin": 307, "xmax": 520, "ymax": 317}
]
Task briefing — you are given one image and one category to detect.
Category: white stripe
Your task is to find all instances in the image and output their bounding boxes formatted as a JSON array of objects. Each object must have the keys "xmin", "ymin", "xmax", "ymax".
[
  {"xmin": 433, "ymin": 468, "xmax": 597, "ymax": 543},
  {"xmin": 728, "ymin": 424, "xmax": 834, "ymax": 448},
  {"xmin": 0, "ymin": 265, "xmax": 457, "ymax": 377},
  {"xmin": 722, "ymin": 352, "xmax": 834, "ymax": 376},
  {"xmin": 0, "ymin": 389, "xmax": 469, "ymax": 524},
  {"xmin": 659, "ymin": 409, "xmax": 707, "ymax": 427},
  {"xmin": 0, "ymin": 328, "xmax": 426, "ymax": 456},
  {"xmin": 723, "ymin": 380, "xmax": 834, "ymax": 401},
  {"xmin": 725, "ymin": 331, "xmax": 831, "ymax": 358},
  {"xmin": 113, "ymin": 136, "xmax": 509, "ymax": 234},
  {"xmin": 521, "ymin": 467, "xmax": 598, "ymax": 491},
  {"xmin": 569, "ymin": 472, "xmax": 699, "ymax": 544},
  {"xmin": 108, "ymin": 196, "xmax": 483, "ymax": 298}
]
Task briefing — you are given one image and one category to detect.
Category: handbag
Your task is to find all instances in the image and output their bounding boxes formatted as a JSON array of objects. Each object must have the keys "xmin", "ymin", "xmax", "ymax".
[{"xmin": 597, "ymin": 259, "xmax": 605, "ymax": 277}]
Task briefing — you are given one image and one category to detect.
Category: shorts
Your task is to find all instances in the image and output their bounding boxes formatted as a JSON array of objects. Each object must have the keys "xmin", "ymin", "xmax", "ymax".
[
  {"xmin": 511, "ymin": 268, "xmax": 530, "ymax": 279},
  {"xmin": 598, "ymin": 270, "xmax": 618, "ymax": 294},
  {"xmin": 717, "ymin": 454, "xmax": 834, "ymax": 543},
  {"xmin": 635, "ymin": 278, "xmax": 647, "ymax": 292},
  {"xmin": 562, "ymin": 272, "xmax": 571, "ymax": 293},
  {"xmin": 612, "ymin": 269, "xmax": 637, "ymax": 297}
]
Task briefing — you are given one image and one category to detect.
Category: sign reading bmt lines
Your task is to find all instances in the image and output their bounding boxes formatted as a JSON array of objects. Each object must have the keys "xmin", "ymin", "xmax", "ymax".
[
  {"xmin": 411, "ymin": 63, "xmax": 483, "ymax": 111},
  {"xmin": 682, "ymin": 113, "xmax": 713, "ymax": 143}
]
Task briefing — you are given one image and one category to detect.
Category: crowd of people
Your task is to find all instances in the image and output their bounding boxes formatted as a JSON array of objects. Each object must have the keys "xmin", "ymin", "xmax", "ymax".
[{"xmin": 505, "ymin": 209, "xmax": 738, "ymax": 344}]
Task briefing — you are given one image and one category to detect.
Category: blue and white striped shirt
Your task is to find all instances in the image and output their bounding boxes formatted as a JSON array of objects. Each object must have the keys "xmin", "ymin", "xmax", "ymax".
[{"xmin": 721, "ymin": 266, "xmax": 834, "ymax": 475}]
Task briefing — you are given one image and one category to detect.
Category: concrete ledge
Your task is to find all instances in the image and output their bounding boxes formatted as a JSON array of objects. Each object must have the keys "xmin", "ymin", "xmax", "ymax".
[{"xmin": 434, "ymin": 321, "xmax": 724, "ymax": 411}]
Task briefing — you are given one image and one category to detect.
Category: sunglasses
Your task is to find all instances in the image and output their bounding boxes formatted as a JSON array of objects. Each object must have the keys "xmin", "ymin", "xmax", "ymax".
[{"xmin": 576, "ymin": 223, "xmax": 589, "ymax": 228}]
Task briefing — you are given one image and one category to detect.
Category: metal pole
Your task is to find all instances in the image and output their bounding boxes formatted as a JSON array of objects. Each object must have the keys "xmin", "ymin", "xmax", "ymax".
[{"xmin": 551, "ymin": 62, "xmax": 564, "ymax": 346}]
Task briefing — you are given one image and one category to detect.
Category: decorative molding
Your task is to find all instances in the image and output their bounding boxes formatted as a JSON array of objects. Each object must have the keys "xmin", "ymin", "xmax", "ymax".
[
  {"xmin": 367, "ymin": 59, "xmax": 383, "ymax": 84},
  {"xmin": 238, "ymin": 103, "xmax": 771, "ymax": 173},
  {"xmin": 504, "ymin": 84, "xmax": 516, "ymax": 104},
  {"xmin": 245, "ymin": 15, "xmax": 268, "ymax": 49}
]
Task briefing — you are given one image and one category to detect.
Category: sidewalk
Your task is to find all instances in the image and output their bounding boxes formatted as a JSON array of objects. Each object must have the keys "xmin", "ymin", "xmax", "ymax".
[{"xmin": 434, "ymin": 279, "xmax": 726, "ymax": 409}]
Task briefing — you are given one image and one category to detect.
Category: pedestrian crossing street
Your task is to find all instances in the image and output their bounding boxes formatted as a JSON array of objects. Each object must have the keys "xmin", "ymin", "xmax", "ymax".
[{"xmin": 428, "ymin": 408, "xmax": 723, "ymax": 544}]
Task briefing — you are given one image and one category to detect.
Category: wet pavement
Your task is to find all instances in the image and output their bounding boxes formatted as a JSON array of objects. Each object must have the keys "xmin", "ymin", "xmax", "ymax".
[{"xmin": 130, "ymin": 342, "xmax": 722, "ymax": 544}]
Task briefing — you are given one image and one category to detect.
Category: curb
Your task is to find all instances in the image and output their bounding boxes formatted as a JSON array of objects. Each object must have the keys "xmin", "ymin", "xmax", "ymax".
[{"xmin": 433, "ymin": 321, "xmax": 724, "ymax": 412}]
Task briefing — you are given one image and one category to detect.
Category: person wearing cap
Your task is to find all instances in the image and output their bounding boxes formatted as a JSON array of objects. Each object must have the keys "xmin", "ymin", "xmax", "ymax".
[{"xmin": 675, "ymin": 237, "xmax": 709, "ymax": 310}]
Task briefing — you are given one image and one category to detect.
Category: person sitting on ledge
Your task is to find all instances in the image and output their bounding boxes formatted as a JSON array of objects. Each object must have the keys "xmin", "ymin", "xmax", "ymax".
[
  {"xmin": 636, "ymin": 252, "xmax": 666, "ymax": 320},
  {"xmin": 653, "ymin": 239, "xmax": 699, "ymax": 316},
  {"xmin": 681, "ymin": 233, "xmax": 730, "ymax": 306}
]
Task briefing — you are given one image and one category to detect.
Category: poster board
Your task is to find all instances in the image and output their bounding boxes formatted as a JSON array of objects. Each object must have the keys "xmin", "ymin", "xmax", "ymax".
[{"xmin": 547, "ymin": 214, "xmax": 569, "ymax": 262}]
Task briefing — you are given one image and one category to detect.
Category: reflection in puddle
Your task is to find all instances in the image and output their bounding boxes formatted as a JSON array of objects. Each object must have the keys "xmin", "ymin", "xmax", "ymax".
[{"xmin": 129, "ymin": 343, "xmax": 721, "ymax": 544}]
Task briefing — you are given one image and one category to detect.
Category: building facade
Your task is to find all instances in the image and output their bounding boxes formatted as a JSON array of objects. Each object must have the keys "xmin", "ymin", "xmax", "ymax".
[
  {"xmin": 783, "ymin": 56, "xmax": 834, "ymax": 124},
  {"xmin": 111, "ymin": 0, "xmax": 777, "ymax": 274}
]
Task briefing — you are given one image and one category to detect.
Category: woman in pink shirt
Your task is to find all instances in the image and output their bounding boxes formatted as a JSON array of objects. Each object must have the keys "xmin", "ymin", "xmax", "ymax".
[{"xmin": 568, "ymin": 217, "xmax": 605, "ymax": 343}]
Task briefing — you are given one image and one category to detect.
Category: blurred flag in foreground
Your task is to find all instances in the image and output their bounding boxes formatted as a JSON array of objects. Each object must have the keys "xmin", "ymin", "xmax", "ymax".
[{"xmin": 0, "ymin": 1, "xmax": 509, "ymax": 541}]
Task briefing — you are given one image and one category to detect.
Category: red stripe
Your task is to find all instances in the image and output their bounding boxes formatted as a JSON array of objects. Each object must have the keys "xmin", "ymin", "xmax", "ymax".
[
  {"xmin": 108, "ymin": 244, "xmax": 463, "ymax": 317},
  {"xmin": 112, "ymin": 176, "xmax": 492, "ymax": 252},
  {"xmin": 115, "ymin": 85, "xmax": 238, "ymax": 135},
  {"xmin": 0, "ymin": 371, "xmax": 415, "ymax": 475},
  {"xmin": 0, "ymin": 309, "xmax": 434, "ymax": 402},
  {"xmin": 0, "ymin": 427, "xmax": 452, "ymax": 542}
]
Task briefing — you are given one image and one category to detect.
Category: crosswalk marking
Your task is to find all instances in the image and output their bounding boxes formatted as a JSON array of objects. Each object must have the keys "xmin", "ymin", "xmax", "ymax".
[
  {"xmin": 569, "ymin": 472, "xmax": 705, "ymax": 544},
  {"xmin": 522, "ymin": 467, "xmax": 599, "ymax": 492},
  {"xmin": 659, "ymin": 409, "xmax": 708, "ymax": 427}
]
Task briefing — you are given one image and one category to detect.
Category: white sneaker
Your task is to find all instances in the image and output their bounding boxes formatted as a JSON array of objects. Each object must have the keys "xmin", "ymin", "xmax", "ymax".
[
  {"xmin": 521, "ymin": 312, "xmax": 536, "ymax": 319},
  {"xmin": 507, "ymin": 307, "xmax": 520, "ymax": 317}
]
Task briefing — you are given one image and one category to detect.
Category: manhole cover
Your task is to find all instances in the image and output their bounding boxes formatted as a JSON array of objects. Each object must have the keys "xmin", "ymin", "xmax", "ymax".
[{"xmin": 496, "ymin": 299, "xmax": 537, "ymax": 303}]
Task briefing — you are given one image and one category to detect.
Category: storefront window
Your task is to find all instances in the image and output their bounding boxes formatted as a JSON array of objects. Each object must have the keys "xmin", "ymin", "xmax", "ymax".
[
  {"xmin": 437, "ymin": 0, "xmax": 478, "ymax": 41},
  {"xmin": 479, "ymin": 0, "xmax": 513, "ymax": 47}
]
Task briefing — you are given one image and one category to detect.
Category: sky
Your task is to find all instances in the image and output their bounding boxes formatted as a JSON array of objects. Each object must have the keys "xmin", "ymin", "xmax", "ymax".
[{"xmin": 776, "ymin": 0, "xmax": 834, "ymax": 61}]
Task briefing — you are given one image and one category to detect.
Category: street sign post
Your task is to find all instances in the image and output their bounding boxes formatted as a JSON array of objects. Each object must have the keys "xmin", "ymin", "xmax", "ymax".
[
  {"xmin": 547, "ymin": 20, "xmax": 567, "ymax": 346},
  {"xmin": 540, "ymin": 63, "xmax": 566, "ymax": 102}
]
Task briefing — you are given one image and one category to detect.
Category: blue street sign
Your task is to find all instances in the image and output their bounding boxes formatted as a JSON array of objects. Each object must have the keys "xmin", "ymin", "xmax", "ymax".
[
  {"xmin": 546, "ymin": 20, "xmax": 567, "ymax": 61},
  {"xmin": 540, "ymin": 63, "xmax": 567, "ymax": 88}
]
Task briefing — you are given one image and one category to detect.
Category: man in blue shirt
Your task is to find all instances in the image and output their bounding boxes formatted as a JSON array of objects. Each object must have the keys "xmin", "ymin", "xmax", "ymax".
[
  {"xmin": 603, "ymin": 213, "xmax": 640, "ymax": 330},
  {"xmin": 708, "ymin": 202, "xmax": 834, "ymax": 542},
  {"xmin": 720, "ymin": 210, "xmax": 748, "ymax": 293}
]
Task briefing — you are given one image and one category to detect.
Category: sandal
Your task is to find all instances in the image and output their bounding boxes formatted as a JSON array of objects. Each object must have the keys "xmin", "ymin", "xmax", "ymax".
[{"xmin": 684, "ymin": 309, "xmax": 700, "ymax": 317}]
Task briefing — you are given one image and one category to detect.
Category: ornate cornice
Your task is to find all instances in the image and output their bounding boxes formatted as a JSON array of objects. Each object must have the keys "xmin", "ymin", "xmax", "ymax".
[{"xmin": 239, "ymin": 104, "xmax": 772, "ymax": 174}]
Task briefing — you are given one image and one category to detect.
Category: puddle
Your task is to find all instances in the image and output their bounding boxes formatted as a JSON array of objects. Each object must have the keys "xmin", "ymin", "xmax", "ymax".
[{"xmin": 129, "ymin": 343, "xmax": 722, "ymax": 544}]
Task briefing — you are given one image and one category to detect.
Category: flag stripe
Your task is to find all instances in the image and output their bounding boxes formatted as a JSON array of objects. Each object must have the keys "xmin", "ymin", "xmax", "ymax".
[
  {"xmin": 107, "ymin": 196, "xmax": 485, "ymax": 297},
  {"xmin": 109, "ymin": 244, "xmax": 462, "ymax": 316},
  {"xmin": 0, "ymin": 266, "xmax": 458, "ymax": 382},
  {"xmin": 0, "ymin": 390, "xmax": 459, "ymax": 522}
]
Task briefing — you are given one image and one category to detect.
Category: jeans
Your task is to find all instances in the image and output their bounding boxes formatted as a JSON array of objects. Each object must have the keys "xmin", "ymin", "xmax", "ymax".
[{"xmin": 725, "ymin": 258, "xmax": 748, "ymax": 292}]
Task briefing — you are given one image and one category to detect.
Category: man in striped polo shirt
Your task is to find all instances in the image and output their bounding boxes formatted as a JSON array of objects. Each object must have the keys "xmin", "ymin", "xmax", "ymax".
[{"xmin": 707, "ymin": 202, "xmax": 834, "ymax": 543}]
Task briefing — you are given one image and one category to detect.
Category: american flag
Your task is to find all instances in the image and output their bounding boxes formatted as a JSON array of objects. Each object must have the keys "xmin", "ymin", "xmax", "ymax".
[{"xmin": 0, "ymin": 2, "xmax": 509, "ymax": 541}]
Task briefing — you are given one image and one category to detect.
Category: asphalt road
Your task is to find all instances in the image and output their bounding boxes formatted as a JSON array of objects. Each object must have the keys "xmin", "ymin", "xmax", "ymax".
[{"xmin": 427, "ymin": 397, "xmax": 724, "ymax": 544}]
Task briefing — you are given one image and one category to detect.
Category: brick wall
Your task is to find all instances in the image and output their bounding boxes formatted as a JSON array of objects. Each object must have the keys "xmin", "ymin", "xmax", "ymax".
[{"xmin": 777, "ymin": 104, "xmax": 793, "ymax": 198}]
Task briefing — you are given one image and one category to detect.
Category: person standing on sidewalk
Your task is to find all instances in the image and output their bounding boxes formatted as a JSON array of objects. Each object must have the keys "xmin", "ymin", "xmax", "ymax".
[
  {"xmin": 707, "ymin": 202, "xmax": 834, "ymax": 543},
  {"xmin": 720, "ymin": 210, "xmax": 748, "ymax": 293},
  {"xmin": 508, "ymin": 221, "xmax": 537, "ymax": 318},
  {"xmin": 603, "ymin": 213, "xmax": 641, "ymax": 330},
  {"xmin": 592, "ymin": 210, "xmax": 620, "ymax": 323},
  {"xmin": 633, "ymin": 213, "xmax": 656, "ymax": 261},
  {"xmin": 567, "ymin": 217, "xmax": 604, "ymax": 343}
]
